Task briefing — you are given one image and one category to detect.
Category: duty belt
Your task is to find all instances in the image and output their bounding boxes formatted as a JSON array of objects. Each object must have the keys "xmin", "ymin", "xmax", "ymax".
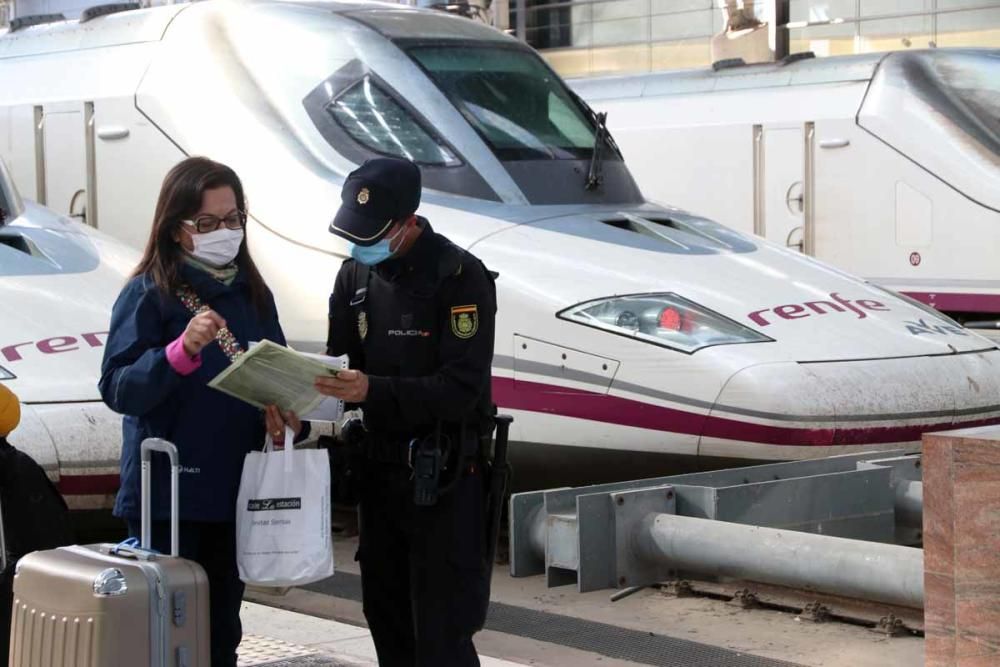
[
  {"xmin": 365, "ymin": 435, "xmax": 413, "ymax": 467},
  {"xmin": 365, "ymin": 428, "xmax": 488, "ymax": 468}
]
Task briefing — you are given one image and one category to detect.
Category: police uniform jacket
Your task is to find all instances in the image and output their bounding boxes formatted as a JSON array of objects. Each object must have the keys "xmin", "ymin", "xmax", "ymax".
[{"xmin": 326, "ymin": 220, "xmax": 496, "ymax": 440}]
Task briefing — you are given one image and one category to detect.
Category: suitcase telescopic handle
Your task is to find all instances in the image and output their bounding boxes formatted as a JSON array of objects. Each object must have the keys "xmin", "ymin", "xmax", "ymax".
[{"xmin": 140, "ymin": 438, "xmax": 180, "ymax": 557}]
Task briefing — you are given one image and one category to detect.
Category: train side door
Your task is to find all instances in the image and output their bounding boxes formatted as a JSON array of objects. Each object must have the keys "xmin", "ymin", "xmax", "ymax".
[
  {"xmin": 40, "ymin": 102, "xmax": 90, "ymax": 223},
  {"xmin": 92, "ymin": 96, "xmax": 185, "ymax": 248},
  {"xmin": 3, "ymin": 106, "xmax": 43, "ymax": 203},
  {"xmin": 758, "ymin": 125, "xmax": 806, "ymax": 252}
]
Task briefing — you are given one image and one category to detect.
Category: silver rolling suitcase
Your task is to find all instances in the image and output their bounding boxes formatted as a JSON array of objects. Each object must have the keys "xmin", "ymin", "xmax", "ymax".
[{"xmin": 9, "ymin": 439, "xmax": 210, "ymax": 666}]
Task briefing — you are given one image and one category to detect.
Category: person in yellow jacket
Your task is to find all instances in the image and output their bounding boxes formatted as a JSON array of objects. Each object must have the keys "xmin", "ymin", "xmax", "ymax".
[
  {"xmin": 1, "ymin": 382, "xmax": 72, "ymax": 660},
  {"xmin": 1, "ymin": 381, "xmax": 22, "ymax": 661},
  {"xmin": 0, "ymin": 381, "xmax": 19, "ymax": 440}
]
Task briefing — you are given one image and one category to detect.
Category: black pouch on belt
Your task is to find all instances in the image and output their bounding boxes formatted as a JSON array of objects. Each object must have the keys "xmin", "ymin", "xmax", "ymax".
[{"xmin": 412, "ymin": 423, "xmax": 443, "ymax": 507}]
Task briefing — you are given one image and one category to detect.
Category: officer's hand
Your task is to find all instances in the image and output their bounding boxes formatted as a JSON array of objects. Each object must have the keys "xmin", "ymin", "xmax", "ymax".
[
  {"xmin": 182, "ymin": 310, "xmax": 226, "ymax": 356},
  {"xmin": 314, "ymin": 369, "xmax": 369, "ymax": 403},
  {"xmin": 265, "ymin": 405, "xmax": 303, "ymax": 445}
]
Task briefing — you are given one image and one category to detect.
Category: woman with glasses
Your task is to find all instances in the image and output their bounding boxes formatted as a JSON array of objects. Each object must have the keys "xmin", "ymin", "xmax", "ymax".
[{"xmin": 99, "ymin": 156, "xmax": 304, "ymax": 667}]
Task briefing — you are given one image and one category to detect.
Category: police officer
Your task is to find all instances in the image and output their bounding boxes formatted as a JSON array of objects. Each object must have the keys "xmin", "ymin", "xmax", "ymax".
[{"xmin": 315, "ymin": 158, "xmax": 496, "ymax": 667}]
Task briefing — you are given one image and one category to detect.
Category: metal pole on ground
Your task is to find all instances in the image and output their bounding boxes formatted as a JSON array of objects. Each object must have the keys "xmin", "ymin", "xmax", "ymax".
[{"xmin": 635, "ymin": 513, "xmax": 924, "ymax": 609}]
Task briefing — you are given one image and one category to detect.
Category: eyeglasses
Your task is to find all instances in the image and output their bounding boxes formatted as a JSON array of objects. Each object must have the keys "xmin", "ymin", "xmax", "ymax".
[{"xmin": 180, "ymin": 211, "xmax": 247, "ymax": 234}]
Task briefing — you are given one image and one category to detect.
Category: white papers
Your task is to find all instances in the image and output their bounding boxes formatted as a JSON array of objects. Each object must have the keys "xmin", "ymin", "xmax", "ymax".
[
  {"xmin": 208, "ymin": 340, "xmax": 348, "ymax": 422},
  {"xmin": 300, "ymin": 353, "xmax": 348, "ymax": 422}
]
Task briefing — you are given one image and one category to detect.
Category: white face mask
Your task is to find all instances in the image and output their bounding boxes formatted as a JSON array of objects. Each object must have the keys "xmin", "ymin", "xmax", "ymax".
[{"xmin": 186, "ymin": 227, "xmax": 244, "ymax": 267}]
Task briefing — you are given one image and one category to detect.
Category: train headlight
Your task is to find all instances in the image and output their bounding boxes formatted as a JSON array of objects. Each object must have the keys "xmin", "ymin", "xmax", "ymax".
[
  {"xmin": 558, "ymin": 293, "xmax": 772, "ymax": 353},
  {"xmin": 0, "ymin": 365, "xmax": 13, "ymax": 380}
]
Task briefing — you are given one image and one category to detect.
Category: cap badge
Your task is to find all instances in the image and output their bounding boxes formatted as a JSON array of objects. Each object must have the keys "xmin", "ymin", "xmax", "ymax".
[{"xmin": 357, "ymin": 188, "xmax": 370, "ymax": 205}]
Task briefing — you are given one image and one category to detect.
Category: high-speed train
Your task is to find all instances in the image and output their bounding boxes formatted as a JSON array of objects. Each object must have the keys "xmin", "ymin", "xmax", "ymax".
[
  {"xmin": 570, "ymin": 49, "xmax": 1000, "ymax": 327},
  {"xmin": 1, "ymin": 1, "xmax": 999, "ymax": 489},
  {"xmin": 0, "ymin": 154, "xmax": 137, "ymax": 510}
]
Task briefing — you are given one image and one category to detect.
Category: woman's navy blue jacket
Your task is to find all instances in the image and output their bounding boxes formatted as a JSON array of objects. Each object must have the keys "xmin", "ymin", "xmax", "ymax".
[{"xmin": 100, "ymin": 263, "xmax": 287, "ymax": 523}]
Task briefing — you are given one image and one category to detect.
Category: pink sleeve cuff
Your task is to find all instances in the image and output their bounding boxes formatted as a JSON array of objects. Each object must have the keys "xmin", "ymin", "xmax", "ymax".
[{"xmin": 166, "ymin": 335, "xmax": 202, "ymax": 376}]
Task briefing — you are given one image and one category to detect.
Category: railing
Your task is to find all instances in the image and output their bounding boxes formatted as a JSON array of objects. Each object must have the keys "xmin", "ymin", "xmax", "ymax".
[
  {"xmin": 3, "ymin": 0, "xmax": 997, "ymax": 71},
  {"xmin": 0, "ymin": 0, "xmax": 165, "ymax": 26},
  {"xmin": 785, "ymin": 0, "xmax": 1000, "ymax": 55},
  {"xmin": 512, "ymin": 0, "xmax": 725, "ymax": 51},
  {"xmin": 509, "ymin": 0, "xmax": 1000, "ymax": 76}
]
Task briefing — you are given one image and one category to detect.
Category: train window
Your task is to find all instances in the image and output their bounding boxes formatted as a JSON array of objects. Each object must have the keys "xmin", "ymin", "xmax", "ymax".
[
  {"xmin": 303, "ymin": 61, "xmax": 501, "ymax": 202},
  {"xmin": 408, "ymin": 45, "xmax": 602, "ymax": 161},
  {"xmin": 326, "ymin": 76, "xmax": 460, "ymax": 167}
]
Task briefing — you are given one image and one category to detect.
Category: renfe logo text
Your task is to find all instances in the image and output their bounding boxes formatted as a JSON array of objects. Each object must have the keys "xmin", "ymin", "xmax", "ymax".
[
  {"xmin": 748, "ymin": 293, "xmax": 889, "ymax": 327},
  {"xmin": 1, "ymin": 332, "xmax": 109, "ymax": 362}
]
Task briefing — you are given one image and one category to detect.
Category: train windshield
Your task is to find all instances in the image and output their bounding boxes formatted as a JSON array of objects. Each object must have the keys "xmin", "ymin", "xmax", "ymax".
[
  {"xmin": 0, "ymin": 158, "xmax": 97, "ymax": 276},
  {"xmin": 409, "ymin": 46, "xmax": 601, "ymax": 161},
  {"xmin": 935, "ymin": 53, "xmax": 1000, "ymax": 155},
  {"xmin": 859, "ymin": 50, "xmax": 999, "ymax": 208},
  {"xmin": 0, "ymin": 221, "xmax": 100, "ymax": 276}
]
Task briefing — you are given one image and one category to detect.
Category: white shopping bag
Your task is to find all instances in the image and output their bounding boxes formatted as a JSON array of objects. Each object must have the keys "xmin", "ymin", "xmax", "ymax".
[{"xmin": 236, "ymin": 426, "xmax": 334, "ymax": 587}]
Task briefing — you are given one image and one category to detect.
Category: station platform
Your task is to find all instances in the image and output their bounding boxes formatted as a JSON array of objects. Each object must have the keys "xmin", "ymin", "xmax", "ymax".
[
  {"xmin": 241, "ymin": 536, "xmax": 925, "ymax": 667},
  {"xmin": 238, "ymin": 602, "xmax": 521, "ymax": 667}
]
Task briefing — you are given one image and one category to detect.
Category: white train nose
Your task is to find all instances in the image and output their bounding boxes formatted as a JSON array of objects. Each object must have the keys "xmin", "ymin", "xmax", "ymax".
[
  {"xmin": 6, "ymin": 401, "xmax": 121, "ymax": 510},
  {"xmin": 702, "ymin": 349, "xmax": 1000, "ymax": 459},
  {"xmin": 5, "ymin": 404, "xmax": 59, "ymax": 477}
]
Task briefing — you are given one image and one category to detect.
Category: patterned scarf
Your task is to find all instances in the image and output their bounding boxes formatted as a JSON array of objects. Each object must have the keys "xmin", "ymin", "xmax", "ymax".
[
  {"xmin": 182, "ymin": 254, "xmax": 239, "ymax": 286},
  {"xmin": 175, "ymin": 285, "xmax": 245, "ymax": 363}
]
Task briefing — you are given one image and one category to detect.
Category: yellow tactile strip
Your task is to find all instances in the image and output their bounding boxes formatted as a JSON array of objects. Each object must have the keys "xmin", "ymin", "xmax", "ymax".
[
  {"xmin": 238, "ymin": 634, "xmax": 317, "ymax": 666},
  {"xmin": 237, "ymin": 635, "xmax": 365, "ymax": 667}
]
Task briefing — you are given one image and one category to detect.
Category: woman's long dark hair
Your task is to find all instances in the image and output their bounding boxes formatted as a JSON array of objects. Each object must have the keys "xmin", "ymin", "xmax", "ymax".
[{"xmin": 132, "ymin": 157, "xmax": 271, "ymax": 315}]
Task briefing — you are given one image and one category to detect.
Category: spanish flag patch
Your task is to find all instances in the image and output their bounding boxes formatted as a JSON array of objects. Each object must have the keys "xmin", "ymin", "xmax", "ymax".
[{"xmin": 450, "ymin": 305, "xmax": 479, "ymax": 339}]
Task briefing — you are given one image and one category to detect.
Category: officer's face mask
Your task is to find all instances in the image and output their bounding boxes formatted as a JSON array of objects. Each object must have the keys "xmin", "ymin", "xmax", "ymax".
[
  {"xmin": 349, "ymin": 223, "xmax": 405, "ymax": 266},
  {"xmin": 184, "ymin": 226, "xmax": 245, "ymax": 268}
]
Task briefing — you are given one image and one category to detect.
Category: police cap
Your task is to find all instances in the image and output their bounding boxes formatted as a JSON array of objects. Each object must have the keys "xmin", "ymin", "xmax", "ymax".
[{"xmin": 329, "ymin": 158, "xmax": 422, "ymax": 246}]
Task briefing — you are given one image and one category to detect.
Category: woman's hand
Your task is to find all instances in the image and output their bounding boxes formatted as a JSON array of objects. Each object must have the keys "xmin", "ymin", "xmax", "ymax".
[
  {"xmin": 182, "ymin": 310, "xmax": 226, "ymax": 356},
  {"xmin": 314, "ymin": 369, "xmax": 369, "ymax": 403},
  {"xmin": 265, "ymin": 405, "xmax": 302, "ymax": 445}
]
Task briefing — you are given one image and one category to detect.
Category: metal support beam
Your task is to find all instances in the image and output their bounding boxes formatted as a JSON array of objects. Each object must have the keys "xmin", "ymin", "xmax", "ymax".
[
  {"xmin": 513, "ymin": 450, "xmax": 913, "ymax": 577},
  {"xmin": 895, "ymin": 481, "xmax": 922, "ymax": 529},
  {"xmin": 493, "ymin": 0, "xmax": 509, "ymax": 30},
  {"xmin": 775, "ymin": 0, "xmax": 789, "ymax": 59},
  {"xmin": 511, "ymin": 450, "xmax": 925, "ymax": 606},
  {"xmin": 514, "ymin": 0, "xmax": 526, "ymax": 41},
  {"xmin": 802, "ymin": 121, "xmax": 815, "ymax": 256},
  {"xmin": 84, "ymin": 101, "xmax": 98, "ymax": 229},
  {"xmin": 635, "ymin": 513, "xmax": 924, "ymax": 608},
  {"xmin": 752, "ymin": 124, "xmax": 764, "ymax": 236},
  {"xmin": 858, "ymin": 454, "xmax": 923, "ymax": 543}
]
